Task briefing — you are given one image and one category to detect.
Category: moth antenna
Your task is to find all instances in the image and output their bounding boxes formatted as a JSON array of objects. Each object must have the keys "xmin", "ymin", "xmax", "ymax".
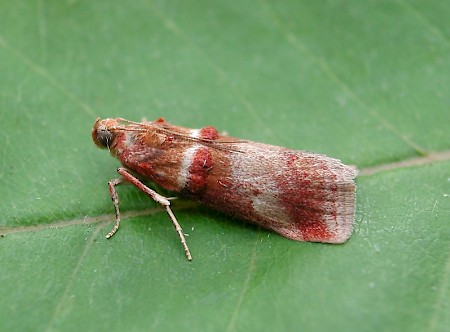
[{"xmin": 117, "ymin": 119, "xmax": 246, "ymax": 153}]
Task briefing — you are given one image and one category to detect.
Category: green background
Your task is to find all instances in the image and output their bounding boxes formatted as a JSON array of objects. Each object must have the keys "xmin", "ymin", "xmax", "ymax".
[{"xmin": 0, "ymin": 1, "xmax": 448, "ymax": 331}]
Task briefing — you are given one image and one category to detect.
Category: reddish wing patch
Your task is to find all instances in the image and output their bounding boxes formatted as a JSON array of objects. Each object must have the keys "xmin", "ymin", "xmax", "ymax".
[
  {"xmin": 199, "ymin": 126, "xmax": 219, "ymax": 140},
  {"xmin": 275, "ymin": 152, "xmax": 337, "ymax": 241},
  {"xmin": 186, "ymin": 147, "xmax": 213, "ymax": 193}
]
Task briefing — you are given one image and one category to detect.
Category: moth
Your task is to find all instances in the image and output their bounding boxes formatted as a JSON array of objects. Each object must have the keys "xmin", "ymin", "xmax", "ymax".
[{"xmin": 92, "ymin": 117, "xmax": 357, "ymax": 260}]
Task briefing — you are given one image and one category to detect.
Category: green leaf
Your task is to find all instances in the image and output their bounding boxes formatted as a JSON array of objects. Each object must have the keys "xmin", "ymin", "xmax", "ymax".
[{"xmin": 0, "ymin": 1, "xmax": 448, "ymax": 331}]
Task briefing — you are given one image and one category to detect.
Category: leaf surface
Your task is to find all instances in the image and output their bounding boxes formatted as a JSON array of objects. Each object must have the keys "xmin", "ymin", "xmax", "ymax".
[{"xmin": 0, "ymin": 1, "xmax": 449, "ymax": 331}]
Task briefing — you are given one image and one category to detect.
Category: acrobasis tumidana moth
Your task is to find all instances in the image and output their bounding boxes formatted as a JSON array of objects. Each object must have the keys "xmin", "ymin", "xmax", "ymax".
[{"xmin": 92, "ymin": 117, "xmax": 357, "ymax": 261}]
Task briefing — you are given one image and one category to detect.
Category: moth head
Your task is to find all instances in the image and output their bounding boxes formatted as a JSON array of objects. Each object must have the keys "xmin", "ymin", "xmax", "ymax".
[{"xmin": 92, "ymin": 117, "xmax": 117, "ymax": 149}]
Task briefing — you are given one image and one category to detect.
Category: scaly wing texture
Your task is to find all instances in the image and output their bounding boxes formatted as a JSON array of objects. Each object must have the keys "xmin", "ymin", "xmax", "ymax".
[{"xmin": 196, "ymin": 142, "xmax": 357, "ymax": 243}]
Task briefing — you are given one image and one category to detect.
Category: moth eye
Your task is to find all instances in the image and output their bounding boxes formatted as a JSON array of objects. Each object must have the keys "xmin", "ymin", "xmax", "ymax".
[{"xmin": 96, "ymin": 129, "xmax": 113, "ymax": 148}]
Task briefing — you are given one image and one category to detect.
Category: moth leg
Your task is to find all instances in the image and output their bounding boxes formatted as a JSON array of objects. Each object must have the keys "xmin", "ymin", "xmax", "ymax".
[
  {"xmin": 106, "ymin": 177, "xmax": 126, "ymax": 239},
  {"xmin": 107, "ymin": 176, "xmax": 173, "ymax": 238},
  {"xmin": 113, "ymin": 167, "xmax": 192, "ymax": 261}
]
